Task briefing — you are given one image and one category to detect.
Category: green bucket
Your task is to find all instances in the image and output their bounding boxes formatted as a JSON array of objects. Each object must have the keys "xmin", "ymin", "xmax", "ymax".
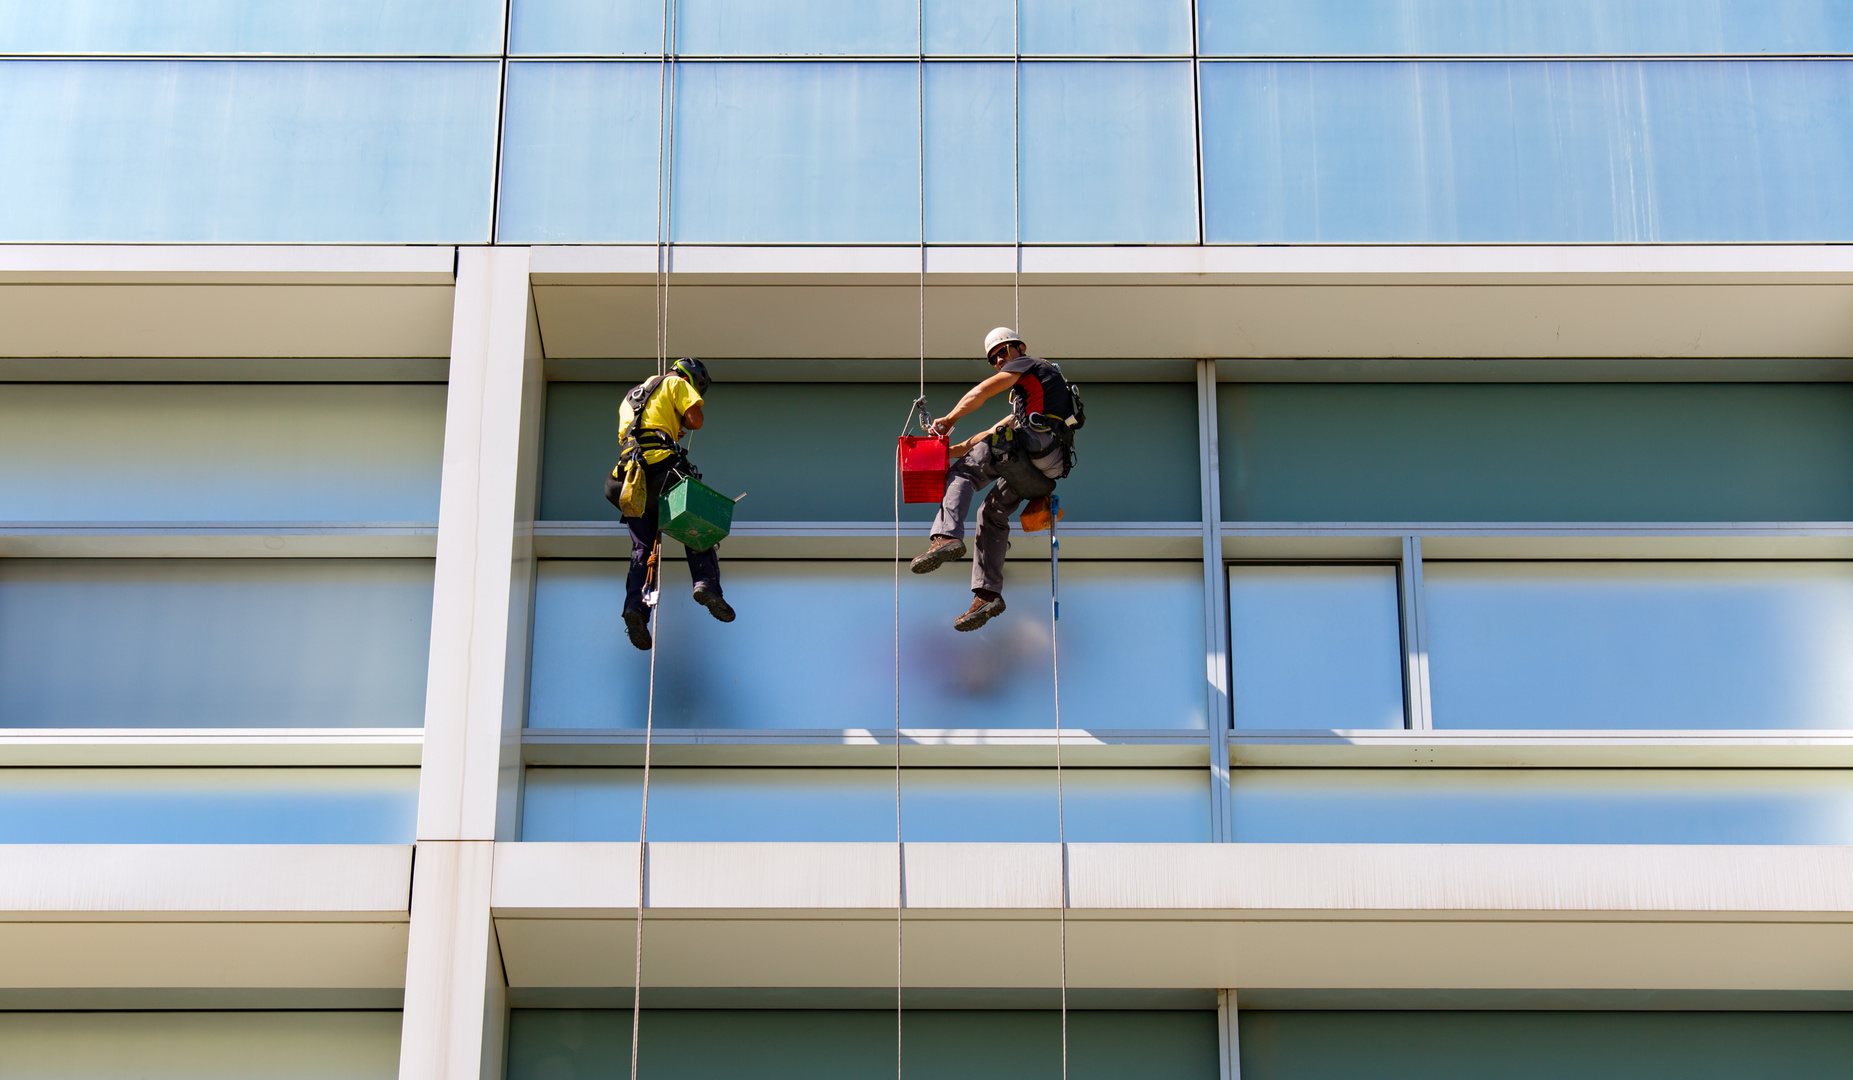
[{"xmin": 658, "ymin": 477, "xmax": 735, "ymax": 552}]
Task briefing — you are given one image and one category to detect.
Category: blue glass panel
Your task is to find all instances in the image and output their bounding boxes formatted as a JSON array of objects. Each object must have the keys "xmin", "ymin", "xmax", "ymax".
[
  {"xmin": 0, "ymin": 768, "xmax": 418, "ymax": 843},
  {"xmin": 0, "ymin": 1013, "xmax": 405, "ymax": 1079},
  {"xmin": 1427, "ymin": 562, "xmax": 1853, "ymax": 731},
  {"xmin": 1203, "ymin": 59, "xmax": 1853, "ymax": 243},
  {"xmin": 1021, "ymin": 62, "xmax": 1197, "ymax": 242},
  {"xmin": 1229, "ymin": 565, "xmax": 1405, "ymax": 730},
  {"xmin": 1023, "ymin": 0, "xmax": 1191, "ymax": 56},
  {"xmin": 527, "ymin": 560, "xmax": 1207, "ymax": 730},
  {"xmin": 0, "ymin": 559, "xmax": 433, "ymax": 729},
  {"xmin": 671, "ymin": 61, "xmax": 919, "ymax": 242},
  {"xmin": 0, "ymin": 384, "xmax": 445, "ymax": 523},
  {"xmin": 521, "ymin": 767, "xmax": 1209, "ymax": 841},
  {"xmin": 926, "ymin": 0, "xmax": 1013, "ymax": 55},
  {"xmin": 0, "ymin": 60, "xmax": 498, "ymax": 243},
  {"xmin": 497, "ymin": 62, "xmax": 665, "ymax": 244},
  {"xmin": 510, "ymin": 0, "xmax": 664, "ymax": 56},
  {"xmin": 676, "ymin": 0, "xmax": 916, "ymax": 56},
  {"xmin": 925, "ymin": 62, "xmax": 1013, "ymax": 242},
  {"xmin": 1199, "ymin": 0, "xmax": 1853, "ymax": 57},
  {"xmin": 1230, "ymin": 768, "xmax": 1853, "ymax": 844},
  {"xmin": 0, "ymin": 0, "xmax": 503, "ymax": 55}
]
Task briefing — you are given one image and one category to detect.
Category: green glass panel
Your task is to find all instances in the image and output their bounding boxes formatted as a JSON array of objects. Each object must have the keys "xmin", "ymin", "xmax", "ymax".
[
  {"xmin": 541, "ymin": 381, "xmax": 1199, "ymax": 523},
  {"xmin": 508, "ymin": 1009, "xmax": 1217, "ymax": 1080},
  {"xmin": 1240, "ymin": 1011, "xmax": 1853, "ymax": 1080},
  {"xmin": 1219, "ymin": 383, "xmax": 1853, "ymax": 522}
]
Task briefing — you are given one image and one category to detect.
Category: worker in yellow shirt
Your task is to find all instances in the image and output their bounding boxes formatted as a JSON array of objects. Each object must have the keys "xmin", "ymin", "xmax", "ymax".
[{"xmin": 603, "ymin": 357, "xmax": 733, "ymax": 651}]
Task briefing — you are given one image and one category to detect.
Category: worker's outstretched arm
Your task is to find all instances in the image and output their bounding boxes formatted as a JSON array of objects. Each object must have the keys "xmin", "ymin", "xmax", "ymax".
[{"xmin": 931, "ymin": 370, "xmax": 1019, "ymax": 435}]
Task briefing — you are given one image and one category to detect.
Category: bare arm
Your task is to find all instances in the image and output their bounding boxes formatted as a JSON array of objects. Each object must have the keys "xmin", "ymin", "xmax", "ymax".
[
  {"xmin": 931, "ymin": 370, "xmax": 1020, "ymax": 436},
  {"xmin": 682, "ymin": 402, "xmax": 704, "ymax": 430}
]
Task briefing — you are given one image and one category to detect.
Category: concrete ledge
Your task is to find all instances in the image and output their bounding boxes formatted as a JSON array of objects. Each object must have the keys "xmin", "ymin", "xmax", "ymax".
[
  {"xmin": 0, "ymin": 523, "xmax": 439, "ymax": 558},
  {"xmin": 520, "ymin": 728, "xmax": 1212, "ymax": 767},
  {"xmin": 1228, "ymin": 730, "xmax": 1853, "ymax": 768},
  {"xmin": 0, "ymin": 845, "xmax": 413, "ymax": 918},
  {"xmin": 535, "ymin": 521, "xmax": 1204, "ymax": 560},
  {"xmin": 491, "ymin": 842, "xmax": 1853, "ymax": 991},
  {"xmin": 0, "ymin": 245, "xmax": 456, "ymax": 284},
  {"xmin": 0, "ymin": 729, "xmax": 423, "ymax": 767}
]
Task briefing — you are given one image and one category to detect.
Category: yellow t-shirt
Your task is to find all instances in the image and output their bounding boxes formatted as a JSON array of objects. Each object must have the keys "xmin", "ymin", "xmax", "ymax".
[{"xmin": 617, "ymin": 373, "xmax": 704, "ymax": 465}]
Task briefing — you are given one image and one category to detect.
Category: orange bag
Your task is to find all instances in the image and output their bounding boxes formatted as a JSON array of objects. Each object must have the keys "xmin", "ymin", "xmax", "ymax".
[{"xmin": 1019, "ymin": 495, "xmax": 1064, "ymax": 533}]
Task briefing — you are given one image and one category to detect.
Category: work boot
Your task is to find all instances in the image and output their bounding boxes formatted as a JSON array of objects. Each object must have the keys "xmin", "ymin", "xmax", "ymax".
[
  {"xmin": 910, "ymin": 535, "xmax": 967, "ymax": 574},
  {"xmin": 622, "ymin": 605, "xmax": 652, "ymax": 651},
  {"xmin": 692, "ymin": 581, "xmax": 735, "ymax": 623},
  {"xmin": 954, "ymin": 590, "xmax": 1006, "ymax": 632}
]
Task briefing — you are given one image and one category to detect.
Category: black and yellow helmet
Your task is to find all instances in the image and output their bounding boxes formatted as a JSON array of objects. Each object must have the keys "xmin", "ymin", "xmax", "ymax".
[{"xmin": 671, "ymin": 357, "xmax": 710, "ymax": 394}]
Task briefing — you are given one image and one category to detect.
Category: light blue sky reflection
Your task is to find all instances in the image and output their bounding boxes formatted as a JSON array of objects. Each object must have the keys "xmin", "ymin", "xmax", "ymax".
[
  {"xmin": 526, "ymin": 560, "xmax": 1206, "ymax": 731},
  {"xmin": 1231, "ymin": 769, "xmax": 1853, "ymax": 845},
  {"xmin": 1427, "ymin": 562, "xmax": 1853, "ymax": 730},
  {"xmin": 1228, "ymin": 565, "xmax": 1405, "ymax": 730},
  {"xmin": 0, "ymin": 768, "xmax": 419, "ymax": 843},
  {"xmin": 521, "ymin": 767, "xmax": 1209, "ymax": 842}
]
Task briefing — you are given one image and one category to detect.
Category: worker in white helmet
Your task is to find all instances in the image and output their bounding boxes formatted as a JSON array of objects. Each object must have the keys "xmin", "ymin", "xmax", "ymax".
[{"xmin": 910, "ymin": 327, "xmax": 1085, "ymax": 631}]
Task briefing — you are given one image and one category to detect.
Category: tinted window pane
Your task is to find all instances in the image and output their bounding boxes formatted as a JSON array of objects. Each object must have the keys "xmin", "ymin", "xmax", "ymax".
[
  {"xmin": 1203, "ymin": 60, "xmax": 1853, "ymax": 243},
  {"xmin": 0, "ymin": 384, "xmax": 445, "ymax": 523},
  {"xmin": 1200, "ymin": 0, "xmax": 1853, "ymax": 57},
  {"xmin": 1218, "ymin": 383, "xmax": 1853, "ymax": 523},
  {"xmin": 509, "ymin": 0, "xmax": 663, "ymax": 55},
  {"xmin": 497, "ymin": 61, "xmax": 664, "ymax": 244},
  {"xmin": 527, "ymin": 561, "xmax": 1206, "ymax": 731},
  {"xmin": 0, "ymin": 0, "xmax": 503, "ymax": 55},
  {"xmin": 925, "ymin": 62, "xmax": 1013, "ymax": 242},
  {"xmin": 1230, "ymin": 768, "xmax": 1853, "ymax": 844},
  {"xmin": 676, "ymin": 0, "xmax": 917, "ymax": 55},
  {"xmin": 0, "ymin": 768, "xmax": 418, "ymax": 843},
  {"xmin": 1427, "ymin": 562, "xmax": 1853, "ymax": 730},
  {"xmin": 0, "ymin": 60, "xmax": 498, "ymax": 244},
  {"xmin": 1229, "ymin": 566, "xmax": 1404, "ymax": 730},
  {"xmin": 539, "ymin": 382, "xmax": 1199, "ymax": 523},
  {"xmin": 925, "ymin": 0, "xmax": 1013, "ymax": 55},
  {"xmin": 522, "ymin": 767, "xmax": 1209, "ymax": 842},
  {"xmin": 1022, "ymin": 61, "xmax": 1197, "ymax": 242},
  {"xmin": 509, "ymin": 1009, "xmax": 1218, "ymax": 1080},
  {"xmin": 671, "ymin": 62, "xmax": 918, "ymax": 242},
  {"xmin": 0, "ymin": 559, "xmax": 433, "ymax": 728},
  {"xmin": 0, "ymin": 1012, "xmax": 402, "ymax": 1080},
  {"xmin": 1023, "ymin": 0, "xmax": 1191, "ymax": 55},
  {"xmin": 1239, "ymin": 1011, "xmax": 1853, "ymax": 1080}
]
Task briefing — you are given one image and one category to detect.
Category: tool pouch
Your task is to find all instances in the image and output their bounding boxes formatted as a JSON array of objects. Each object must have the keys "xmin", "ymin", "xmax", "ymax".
[
  {"xmin": 1019, "ymin": 496, "xmax": 1064, "ymax": 533},
  {"xmin": 617, "ymin": 456, "xmax": 649, "ymax": 518}
]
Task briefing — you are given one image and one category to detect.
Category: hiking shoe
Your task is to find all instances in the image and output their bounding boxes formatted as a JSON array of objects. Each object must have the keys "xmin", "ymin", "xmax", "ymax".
[
  {"xmin": 954, "ymin": 591, "xmax": 1006, "ymax": 632},
  {"xmin": 692, "ymin": 581, "xmax": 735, "ymax": 623},
  {"xmin": 910, "ymin": 535, "xmax": 967, "ymax": 574},
  {"xmin": 623, "ymin": 606, "xmax": 653, "ymax": 651}
]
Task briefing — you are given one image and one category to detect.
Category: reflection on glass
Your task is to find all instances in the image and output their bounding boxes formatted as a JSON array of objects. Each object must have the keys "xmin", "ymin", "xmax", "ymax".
[
  {"xmin": 671, "ymin": 62, "xmax": 919, "ymax": 242},
  {"xmin": 1198, "ymin": 0, "xmax": 1853, "ymax": 57},
  {"xmin": 0, "ymin": 60, "xmax": 499, "ymax": 243},
  {"xmin": 0, "ymin": 384, "xmax": 445, "ymax": 522},
  {"xmin": 497, "ymin": 61, "xmax": 663, "ymax": 244},
  {"xmin": 526, "ymin": 560, "xmax": 1207, "ymax": 730},
  {"xmin": 521, "ymin": 767, "xmax": 1209, "ymax": 842},
  {"xmin": 924, "ymin": 62, "xmax": 1014, "ymax": 243},
  {"xmin": 1202, "ymin": 60, "xmax": 1853, "ymax": 244},
  {"xmin": 0, "ymin": 768, "xmax": 419, "ymax": 843},
  {"xmin": 1021, "ymin": 0, "xmax": 1191, "ymax": 55},
  {"xmin": 1231, "ymin": 768, "xmax": 1853, "ymax": 844},
  {"xmin": 0, "ymin": 559, "xmax": 434, "ymax": 728},
  {"xmin": 1426, "ymin": 562, "xmax": 1853, "ymax": 730},
  {"xmin": 0, "ymin": 1013, "xmax": 405, "ymax": 1080},
  {"xmin": 510, "ymin": 0, "xmax": 663, "ymax": 55},
  {"xmin": 1021, "ymin": 61, "xmax": 1198, "ymax": 242},
  {"xmin": 0, "ymin": 0, "xmax": 504, "ymax": 55},
  {"xmin": 1228, "ymin": 565, "xmax": 1404, "ymax": 730}
]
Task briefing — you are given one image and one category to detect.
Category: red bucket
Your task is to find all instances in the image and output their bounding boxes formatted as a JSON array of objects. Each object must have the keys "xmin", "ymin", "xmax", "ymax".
[{"xmin": 898, "ymin": 435, "xmax": 949, "ymax": 503}]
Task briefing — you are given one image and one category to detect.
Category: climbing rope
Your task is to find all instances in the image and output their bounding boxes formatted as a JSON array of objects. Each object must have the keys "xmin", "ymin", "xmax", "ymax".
[{"xmin": 630, "ymin": 0, "xmax": 680, "ymax": 1075}]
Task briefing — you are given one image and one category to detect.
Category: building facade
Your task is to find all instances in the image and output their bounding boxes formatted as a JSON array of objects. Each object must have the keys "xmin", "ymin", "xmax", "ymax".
[{"xmin": 4, "ymin": 1, "xmax": 1853, "ymax": 1077}]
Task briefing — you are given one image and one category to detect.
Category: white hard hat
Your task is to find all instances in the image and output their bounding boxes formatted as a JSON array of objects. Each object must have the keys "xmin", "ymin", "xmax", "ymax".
[{"xmin": 983, "ymin": 326, "xmax": 1025, "ymax": 358}]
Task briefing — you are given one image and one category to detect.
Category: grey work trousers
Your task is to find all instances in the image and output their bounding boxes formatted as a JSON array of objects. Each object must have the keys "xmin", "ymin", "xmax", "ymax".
[{"xmin": 930, "ymin": 431, "xmax": 1058, "ymax": 595}]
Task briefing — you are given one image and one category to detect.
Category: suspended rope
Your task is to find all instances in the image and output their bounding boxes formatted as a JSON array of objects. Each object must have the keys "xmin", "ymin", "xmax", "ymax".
[{"xmin": 630, "ymin": 0, "xmax": 679, "ymax": 1076}]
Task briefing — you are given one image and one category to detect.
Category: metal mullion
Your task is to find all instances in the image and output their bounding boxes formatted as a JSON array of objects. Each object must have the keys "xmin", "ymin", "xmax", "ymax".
[
  {"xmin": 1196, "ymin": 359, "xmax": 1233, "ymax": 842},
  {"xmin": 1399, "ymin": 534, "xmax": 1434, "ymax": 730}
]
